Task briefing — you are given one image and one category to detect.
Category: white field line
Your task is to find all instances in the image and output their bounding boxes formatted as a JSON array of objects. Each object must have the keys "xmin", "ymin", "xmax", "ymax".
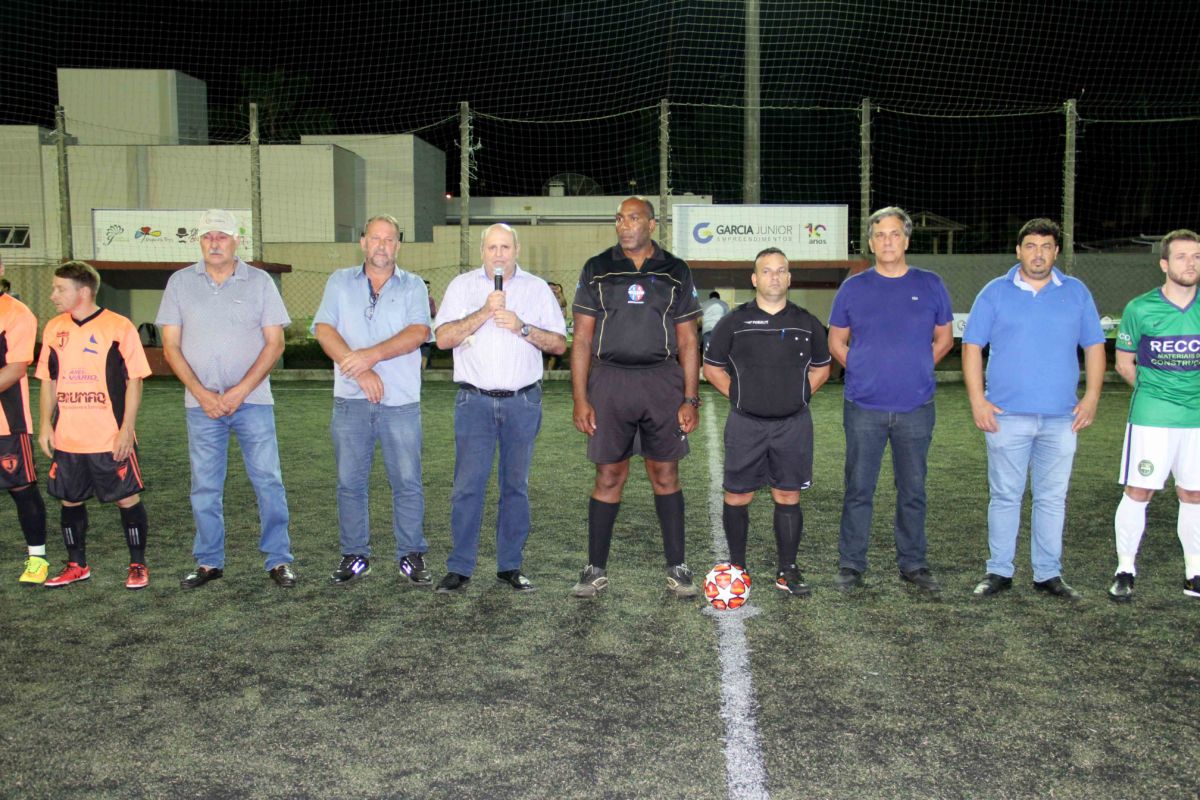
[{"xmin": 703, "ymin": 401, "xmax": 770, "ymax": 800}]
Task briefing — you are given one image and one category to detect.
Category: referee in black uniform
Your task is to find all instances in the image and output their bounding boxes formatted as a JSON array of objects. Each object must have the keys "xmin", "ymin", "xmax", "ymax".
[
  {"xmin": 702, "ymin": 247, "xmax": 831, "ymax": 596},
  {"xmin": 570, "ymin": 197, "xmax": 703, "ymax": 598}
]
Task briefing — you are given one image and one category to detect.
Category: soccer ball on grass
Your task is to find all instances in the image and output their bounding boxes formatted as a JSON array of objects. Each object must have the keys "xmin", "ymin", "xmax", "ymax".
[{"xmin": 704, "ymin": 563, "xmax": 750, "ymax": 610}]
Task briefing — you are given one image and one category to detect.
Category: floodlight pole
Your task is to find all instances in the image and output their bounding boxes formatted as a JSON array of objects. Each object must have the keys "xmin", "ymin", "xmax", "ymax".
[
  {"xmin": 859, "ymin": 98, "xmax": 872, "ymax": 255},
  {"xmin": 1062, "ymin": 98, "xmax": 1078, "ymax": 275},
  {"xmin": 659, "ymin": 98, "xmax": 670, "ymax": 243},
  {"xmin": 249, "ymin": 103, "xmax": 264, "ymax": 262},
  {"xmin": 55, "ymin": 105, "xmax": 73, "ymax": 260},
  {"xmin": 459, "ymin": 101, "xmax": 471, "ymax": 274},
  {"xmin": 742, "ymin": 0, "xmax": 761, "ymax": 204}
]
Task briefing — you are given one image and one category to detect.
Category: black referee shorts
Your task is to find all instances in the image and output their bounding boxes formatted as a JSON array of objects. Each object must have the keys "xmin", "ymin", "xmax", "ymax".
[
  {"xmin": 587, "ymin": 360, "xmax": 689, "ymax": 464},
  {"xmin": 723, "ymin": 407, "xmax": 813, "ymax": 494}
]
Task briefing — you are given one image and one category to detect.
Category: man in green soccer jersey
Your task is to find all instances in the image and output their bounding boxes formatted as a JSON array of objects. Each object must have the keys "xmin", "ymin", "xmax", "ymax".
[{"xmin": 1109, "ymin": 229, "xmax": 1200, "ymax": 602}]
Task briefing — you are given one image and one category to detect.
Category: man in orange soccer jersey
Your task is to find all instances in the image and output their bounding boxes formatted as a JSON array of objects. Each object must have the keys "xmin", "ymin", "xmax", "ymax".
[
  {"xmin": 0, "ymin": 256, "xmax": 50, "ymax": 584},
  {"xmin": 36, "ymin": 261, "xmax": 152, "ymax": 590}
]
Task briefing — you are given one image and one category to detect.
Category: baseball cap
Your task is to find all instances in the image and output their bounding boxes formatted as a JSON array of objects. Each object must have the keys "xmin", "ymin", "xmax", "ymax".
[{"xmin": 197, "ymin": 209, "xmax": 239, "ymax": 236}]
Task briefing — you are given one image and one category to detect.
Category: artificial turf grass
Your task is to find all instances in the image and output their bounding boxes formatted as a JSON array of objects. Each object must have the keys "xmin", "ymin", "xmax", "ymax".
[
  {"xmin": 727, "ymin": 384, "xmax": 1199, "ymax": 799},
  {"xmin": 2, "ymin": 381, "xmax": 1197, "ymax": 798},
  {"xmin": 2, "ymin": 380, "xmax": 723, "ymax": 800}
]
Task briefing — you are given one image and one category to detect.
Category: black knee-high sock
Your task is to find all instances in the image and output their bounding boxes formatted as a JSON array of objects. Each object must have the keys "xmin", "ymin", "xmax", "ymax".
[
  {"xmin": 774, "ymin": 502, "xmax": 804, "ymax": 569},
  {"xmin": 120, "ymin": 502, "xmax": 149, "ymax": 565},
  {"xmin": 10, "ymin": 486, "xmax": 47, "ymax": 549},
  {"xmin": 61, "ymin": 504, "xmax": 88, "ymax": 566},
  {"xmin": 588, "ymin": 498, "xmax": 620, "ymax": 569},
  {"xmin": 655, "ymin": 491, "xmax": 686, "ymax": 567},
  {"xmin": 723, "ymin": 502, "xmax": 750, "ymax": 568}
]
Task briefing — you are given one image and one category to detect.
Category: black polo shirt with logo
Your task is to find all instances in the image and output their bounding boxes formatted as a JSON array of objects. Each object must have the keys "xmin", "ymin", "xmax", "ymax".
[
  {"xmin": 704, "ymin": 299, "xmax": 831, "ymax": 418},
  {"xmin": 572, "ymin": 244, "xmax": 701, "ymax": 367}
]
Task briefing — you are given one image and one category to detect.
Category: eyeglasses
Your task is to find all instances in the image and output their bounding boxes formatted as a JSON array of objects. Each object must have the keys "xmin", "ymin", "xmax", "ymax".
[{"xmin": 365, "ymin": 285, "xmax": 380, "ymax": 320}]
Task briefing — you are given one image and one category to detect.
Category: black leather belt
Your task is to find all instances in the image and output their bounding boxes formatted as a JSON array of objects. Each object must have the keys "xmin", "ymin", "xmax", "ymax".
[{"xmin": 459, "ymin": 382, "xmax": 539, "ymax": 398}]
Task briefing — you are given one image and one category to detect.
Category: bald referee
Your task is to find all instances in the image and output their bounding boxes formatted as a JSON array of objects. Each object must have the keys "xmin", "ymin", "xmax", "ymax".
[
  {"xmin": 703, "ymin": 248, "xmax": 831, "ymax": 596},
  {"xmin": 570, "ymin": 196, "xmax": 703, "ymax": 598}
]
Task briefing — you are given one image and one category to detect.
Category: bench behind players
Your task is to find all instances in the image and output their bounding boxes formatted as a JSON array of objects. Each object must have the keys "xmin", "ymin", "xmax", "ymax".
[
  {"xmin": 37, "ymin": 261, "xmax": 152, "ymax": 590},
  {"xmin": 703, "ymin": 248, "xmax": 831, "ymax": 595}
]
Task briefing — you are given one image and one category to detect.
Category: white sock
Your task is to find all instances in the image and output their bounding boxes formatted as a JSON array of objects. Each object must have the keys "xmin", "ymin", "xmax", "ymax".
[
  {"xmin": 1179, "ymin": 502, "xmax": 1200, "ymax": 578},
  {"xmin": 28, "ymin": 545, "xmax": 46, "ymax": 557},
  {"xmin": 1115, "ymin": 494, "xmax": 1149, "ymax": 575}
]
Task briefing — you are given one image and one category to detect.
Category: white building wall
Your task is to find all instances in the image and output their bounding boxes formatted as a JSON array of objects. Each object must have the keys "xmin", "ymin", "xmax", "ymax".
[
  {"xmin": 0, "ymin": 127, "xmax": 51, "ymax": 268},
  {"xmin": 301, "ymin": 134, "xmax": 445, "ymax": 242},
  {"xmin": 57, "ymin": 69, "xmax": 207, "ymax": 146}
]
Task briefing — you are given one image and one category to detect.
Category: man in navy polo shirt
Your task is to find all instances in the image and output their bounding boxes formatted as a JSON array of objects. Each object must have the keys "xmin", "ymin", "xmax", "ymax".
[
  {"xmin": 570, "ymin": 196, "xmax": 703, "ymax": 598},
  {"xmin": 964, "ymin": 218, "xmax": 1105, "ymax": 600},
  {"xmin": 828, "ymin": 206, "xmax": 953, "ymax": 593},
  {"xmin": 703, "ymin": 248, "xmax": 831, "ymax": 596}
]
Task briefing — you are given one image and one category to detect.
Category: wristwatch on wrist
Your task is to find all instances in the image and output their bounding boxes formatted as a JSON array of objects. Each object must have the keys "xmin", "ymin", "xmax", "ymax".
[
  {"xmin": 685, "ymin": 395, "xmax": 701, "ymax": 409},
  {"xmin": 519, "ymin": 324, "xmax": 532, "ymax": 338}
]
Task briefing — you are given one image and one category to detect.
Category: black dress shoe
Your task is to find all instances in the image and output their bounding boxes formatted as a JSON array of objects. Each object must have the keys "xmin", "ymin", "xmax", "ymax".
[
  {"xmin": 180, "ymin": 566, "xmax": 223, "ymax": 590},
  {"xmin": 900, "ymin": 567, "xmax": 942, "ymax": 593},
  {"xmin": 436, "ymin": 572, "xmax": 470, "ymax": 594},
  {"xmin": 269, "ymin": 564, "xmax": 297, "ymax": 588},
  {"xmin": 972, "ymin": 573, "xmax": 1013, "ymax": 597},
  {"xmin": 496, "ymin": 570, "xmax": 536, "ymax": 592},
  {"xmin": 1033, "ymin": 576, "xmax": 1082, "ymax": 600},
  {"xmin": 833, "ymin": 567, "xmax": 863, "ymax": 592}
]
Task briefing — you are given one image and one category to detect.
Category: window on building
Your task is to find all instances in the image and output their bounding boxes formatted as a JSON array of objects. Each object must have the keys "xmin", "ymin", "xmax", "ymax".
[{"xmin": 0, "ymin": 226, "xmax": 31, "ymax": 248}]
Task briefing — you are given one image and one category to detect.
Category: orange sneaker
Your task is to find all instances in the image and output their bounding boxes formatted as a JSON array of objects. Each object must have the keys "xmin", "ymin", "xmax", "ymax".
[
  {"xmin": 126, "ymin": 563, "xmax": 149, "ymax": 590},
  {"xmin": 44, "ymin": 562, "xmax": 91, "ymax": 588}
]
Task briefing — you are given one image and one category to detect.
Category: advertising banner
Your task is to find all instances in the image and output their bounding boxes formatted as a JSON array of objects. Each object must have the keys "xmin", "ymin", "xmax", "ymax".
[
  {"xmin": 672, "ymin": 204, "xmax": 848, "ymax": 261},
  {"xmin": 93, "ymin": 209, "xmax": 255, "ymax": 261}
]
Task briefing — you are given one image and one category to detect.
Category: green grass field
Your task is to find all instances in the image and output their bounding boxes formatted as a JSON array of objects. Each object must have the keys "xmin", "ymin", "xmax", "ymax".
[{"xmin": 2, "ymin": 379, "xmax": 1197, "ymax": 799}]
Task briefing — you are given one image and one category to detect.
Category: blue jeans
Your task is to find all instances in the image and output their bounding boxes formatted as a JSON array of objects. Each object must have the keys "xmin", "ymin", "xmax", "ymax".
[
  {"xmin": 331, "ymin": 399, "xmax": 425, "ymax": 561},
  {"xmin": 839, "ymin": 398, "xmax": 935, "ymax": 574},
  {"xmin": 446, "ymin": 385, "xmax": 543, "ymax": 576},
  {"xmin": 984, "ymin": 414, "xmax": 1076, "ymax": 582},
  {"xmin": 186, "ymin": 404, "xmax": 292, "ymax": 571}
]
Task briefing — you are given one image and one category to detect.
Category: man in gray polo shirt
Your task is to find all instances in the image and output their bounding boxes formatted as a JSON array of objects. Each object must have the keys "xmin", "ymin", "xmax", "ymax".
[
  {"xmin": 313, "ymin": 214, "xmax": 432, "ymax": 586},
  {"xmin": 157, "ymin": 209, "xmax": 297, "ymax": 589}
]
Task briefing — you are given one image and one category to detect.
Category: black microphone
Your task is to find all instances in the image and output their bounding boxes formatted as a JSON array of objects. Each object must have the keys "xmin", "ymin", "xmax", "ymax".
[{"xmin": 494, "ymin": 270, "xmax": 503, "ymax": 292}]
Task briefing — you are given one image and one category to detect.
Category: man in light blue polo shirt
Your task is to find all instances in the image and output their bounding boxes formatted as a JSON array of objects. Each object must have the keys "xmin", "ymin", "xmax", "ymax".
[
  {"xmin": 963, "ymin": 218, "xmax": 1106, "ymax": 600},
  {"xmin": 313, "ymin": 214, "xmax": 431, "ymax": 586},
  {"xmin": 158, "ymin": 209, "xmax": 297, "ymax": 589},
  {"xmin": 432, "ymin": 223, "xmax": 566, "ymax": 594}
]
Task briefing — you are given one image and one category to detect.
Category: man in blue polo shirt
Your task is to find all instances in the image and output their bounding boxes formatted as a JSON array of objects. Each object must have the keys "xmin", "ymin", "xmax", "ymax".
[
  {"xmin": 828, "ymin": 206, "xmax": 953, "ymax": 593},
  {"xmin": 313, "ymin": 214, "xmax": 432, "ymax": 586},
  {"xmin": 963, "ymin": 218, "xmax": 1106, "ymax": 600}
]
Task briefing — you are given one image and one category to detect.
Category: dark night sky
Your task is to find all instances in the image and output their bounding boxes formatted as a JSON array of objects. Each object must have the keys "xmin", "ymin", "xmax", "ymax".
[
  {"xmin": 2, "ymin": 0, "xmax": 1198, "ymax": 248},
  {"xmin": 6, "ymin": 1, "xmax": 1198, "ymax": 126}
]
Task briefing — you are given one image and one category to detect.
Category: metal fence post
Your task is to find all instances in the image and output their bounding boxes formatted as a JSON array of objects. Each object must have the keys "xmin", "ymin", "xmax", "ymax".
[
  {"xmin": 459, "ymin": 101, "xmax": 471, "ymax": 273},
  {"xmin": 859, "ymin": 98, "xmax": 872, "ymax": 255},
  {"xmin": 1062, "ymin": 98, "xmax": 1078, "ymax": 274},
  {"xmin": 55, "ymin": 105, "xmax": 73, "ymax": 261}
]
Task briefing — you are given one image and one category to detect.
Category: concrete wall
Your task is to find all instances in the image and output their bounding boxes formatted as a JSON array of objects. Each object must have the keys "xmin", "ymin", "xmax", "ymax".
[
  {"xmin": 444, "ymin": 194, "xmax": 713, "ymax": 223},
  {"xmin": 301, "ymin": 134, "xmax": 446, "ymax": 242},
  {"xmin": 57, "ymin": 69, "xmax": 207, "ymax": 145},
  {"xmin": 412, "ymin": 137, "xmax": 446, "ymax": 241},
  {"xmin": 0, "ymin": 127, "xmax": 50, "ymax": 270},
  {"xmin": 917, "ymin": 253, "xmax": 1161, "ymax": 317}
]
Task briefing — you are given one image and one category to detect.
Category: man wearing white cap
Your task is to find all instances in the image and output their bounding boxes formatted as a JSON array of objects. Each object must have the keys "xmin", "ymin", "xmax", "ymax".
[{"xmin": 156, "ymin": 209, "xmax": 297, "ymax": 589}]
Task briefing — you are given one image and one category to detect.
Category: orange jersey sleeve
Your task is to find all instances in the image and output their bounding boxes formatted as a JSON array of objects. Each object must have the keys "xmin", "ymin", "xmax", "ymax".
[{"xmin": 0, "ymin": 294, "xmax": 36, "ymax": 435}]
